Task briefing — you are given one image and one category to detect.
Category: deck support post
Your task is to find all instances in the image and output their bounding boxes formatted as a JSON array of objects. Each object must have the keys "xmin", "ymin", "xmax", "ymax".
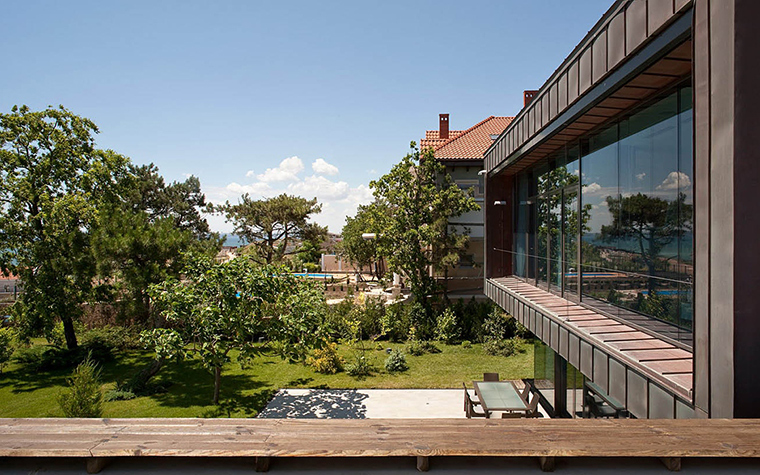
[
  {"xmin": 86, "ymin": 457, "xmax": 112, "ymax": 474},
  {"xmin": 538, "ymin": 456, "xmax": 555, "ymax": 472},
  {"xmin": 255, "ymin": 456, "xmax": 271, "ymax": 472},
  {"xmin": 660, "ymin": 457, "xmax": 681, "ymax": 471},
  {"xmin": 416, "ymin": 456, "xmax": 430, "ymax": 472}
]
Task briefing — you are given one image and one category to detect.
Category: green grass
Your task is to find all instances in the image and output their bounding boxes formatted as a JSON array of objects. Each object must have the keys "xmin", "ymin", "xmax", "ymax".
[{"xmin": 0, "ymin": 339, "xmax": 534, "ymax": 418}]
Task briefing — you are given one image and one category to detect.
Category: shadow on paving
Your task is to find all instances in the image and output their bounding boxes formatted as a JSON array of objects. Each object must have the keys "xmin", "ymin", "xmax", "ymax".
[{"xmin": 258, "ymin": 389, "xmax": 369, "ymax": 419}]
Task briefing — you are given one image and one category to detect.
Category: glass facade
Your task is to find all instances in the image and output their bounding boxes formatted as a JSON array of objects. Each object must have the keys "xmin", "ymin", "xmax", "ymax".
[{"xmin": 512, "ymin": 84, "xmax": 693, "ymax": 346}]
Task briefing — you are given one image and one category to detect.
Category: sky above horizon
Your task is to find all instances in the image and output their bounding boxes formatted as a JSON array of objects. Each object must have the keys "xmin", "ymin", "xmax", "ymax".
[{"xmin": 2, "ymin": 0, "xmax": 612, "ymax": 234}]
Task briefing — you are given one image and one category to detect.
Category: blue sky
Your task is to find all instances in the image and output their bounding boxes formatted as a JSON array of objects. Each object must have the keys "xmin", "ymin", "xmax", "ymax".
[{"xmin": 2, "ymin": 0, "xmax": 612, "ymax": 233}]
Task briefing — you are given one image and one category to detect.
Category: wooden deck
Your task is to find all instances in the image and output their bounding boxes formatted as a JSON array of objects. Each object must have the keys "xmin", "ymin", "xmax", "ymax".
[
  {"xmin": 492, "ymin": 277, "xmax": 693, "ymax": 397},
  {"xmin": 2, "ymin": 418, "xmax": 760, "ymax": 472}
]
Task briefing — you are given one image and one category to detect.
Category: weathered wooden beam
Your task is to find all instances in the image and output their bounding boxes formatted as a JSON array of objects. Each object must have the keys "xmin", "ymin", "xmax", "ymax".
[
  {"xmin": 86, "ymin": 457, "xmax": 112, "ymax": 474},
  {"xmin": 416, "ymin": 456, "xmax": 430, "ymax": 472},
  {"xmin": 660, "ymin": 457, "xmax": 681, "ymax": 471},
  {"xmin": 538, "ymin": 456, "xmax": 555, "ymax": 472},
  {"xmin": 255, "ymin": 456, "xmax": 270, "ymax": 472}
]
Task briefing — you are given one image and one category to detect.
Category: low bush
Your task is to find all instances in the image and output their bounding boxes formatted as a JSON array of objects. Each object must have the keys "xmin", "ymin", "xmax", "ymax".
[
  {"xmin": 461, "ymin": 340, "xmax": 472, "ymax": 349},
  {"xmin": 306, "ymin": 342, "xmax": 344, "ymax": 374},
  {"xmin": 384, "ymin": 349, "xmax": 409, "ymax": 373},
  {"xmin": 81, "ymin": 325, "xmax": 141, "ymax": 352},
  {"xmin": 346, "ymin": 355, "xmax": 374, "ymax": 378},
  {"xmin": 103, "ymin": 389, "xmax": 137, "ymax": 402},
  {"xmin": 406, "ymin": 340, "xmax": 441, "ymax": 356},
  {"xmin": 57, "ymin": 358, "xmax": 103, "ymax": 418},
  {"xmin": 483, "ymin": 337, "xmax": 523, "ymax": 357}
]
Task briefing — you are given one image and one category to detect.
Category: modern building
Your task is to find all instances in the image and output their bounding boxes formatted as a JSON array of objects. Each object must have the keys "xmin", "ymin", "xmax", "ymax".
[
  {"xmin": 483, "ymin": 0, "xmax": 759, "ymax": 418},
  {"xmin": 420, "ymin": 114, "xmax": 513, "ymax": 296}
]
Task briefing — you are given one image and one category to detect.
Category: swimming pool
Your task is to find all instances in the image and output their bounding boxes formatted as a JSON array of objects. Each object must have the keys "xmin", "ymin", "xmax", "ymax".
[
  {"xmin": 293, "ymin": 273, "xmax": 334, "ymax": 278},
  {"xmin": 564, "ymin": 272, "xmax": 619, "ymax": 277}
]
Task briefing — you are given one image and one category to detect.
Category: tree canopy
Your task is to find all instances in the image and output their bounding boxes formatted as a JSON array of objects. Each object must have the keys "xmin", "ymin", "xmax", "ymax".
[
  {"xmin": 213, "ymin": 193, "xmax": 323, "ymax": 265},
  {"xmin": 146, "ymin": 255, "xmax": 328, "ymax": 404},
  {"xmin": 367, "ymin": 144, "xmax": 479, "ymax": 327},
  {"xmin": 339, "ymin": 203, "xmax": 387, "ymax": 278},
  {"xmin": 0, "ymin": 105, "xmax": 127, "ymax": 349}
]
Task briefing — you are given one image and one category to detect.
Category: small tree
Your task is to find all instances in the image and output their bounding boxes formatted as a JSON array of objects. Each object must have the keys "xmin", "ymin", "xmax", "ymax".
[
  {"xmin": 57, "ymin": 357, "xmax": 103, "ymax": 417},
  {"xmin": 147, "ymin": 255, "xmax": 328, "ymax": 404},
  {"xmin": 340, "ymin": 203, "xmax": 387, "ymax": 278},
  {"xmin": 0, "ymin": 328, "xmax": 15, "ymax": 372}
]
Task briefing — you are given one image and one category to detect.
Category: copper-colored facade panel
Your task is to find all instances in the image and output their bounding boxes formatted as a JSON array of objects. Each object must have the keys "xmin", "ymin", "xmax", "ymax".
[
  {"xmin": 608, "ymin": 10, "xmax": 626, "ymax": 68},
  {"xmin": 527, "ymin": 108, "xmax": 534, "ymax": 139},
  {"xmin": 558, "ymin": 72, "xmax": 568, "ymax": 111},
  {"xmin": 675, "ymin": 0, "xmax": 691, "ymax": 12},
  {"xmin": 645, "ymin": 57, "xmax": 691, "ymax": 76},
  {"xmin": 667, "ymin": 40, "xmax": 692, "ymax": 60},
  {"xmin": 648, "ymin": 0, "xmax": 674, "ymax": 35},
  {"xmin": 535, "ymin": 98, "xmax": 543, "ymax": 132},
  {"xmin": 579, "ymin": 47, "xmax": 593, "ymax": 94},
  {"xmin": 592, "ymin": 29, "xmax": 609, "ymax": 84},
  {"xmin": 541, "ymin": 93, "xmax": 549, "ymax": 126},
  {"xmin": 626, "ymin": 0, "xmax": 648, "ymax": 55},
  {"xmin": 614, "ymin": 85, "xmax": 657, "ymax": 99},
  {"xmin": 568, "ymin": 60, "xmax": 580, "ymax": 104},
  {"xmin": 550, "ymin": 81, "xmax": 559, "ymax": 119},
  {"xmin": 628, "ymin": 73, "xmax": 676, "ymax": 89}
]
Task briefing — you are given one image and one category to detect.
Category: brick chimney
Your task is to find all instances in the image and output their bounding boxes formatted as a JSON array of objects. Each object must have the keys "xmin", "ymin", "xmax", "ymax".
[
  {"xmin": 524, "ymin": 90, "xmax": 539, "ymax": 108},
  {"xmin": 439, "ymin": 113, "xmax": 449, "ymax": 139}
]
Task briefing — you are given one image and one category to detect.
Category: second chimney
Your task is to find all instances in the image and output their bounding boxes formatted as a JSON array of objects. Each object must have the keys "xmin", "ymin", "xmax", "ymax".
[{"xmin": 439, "ymin": 113, "xmax": 449, "ymax": 139}]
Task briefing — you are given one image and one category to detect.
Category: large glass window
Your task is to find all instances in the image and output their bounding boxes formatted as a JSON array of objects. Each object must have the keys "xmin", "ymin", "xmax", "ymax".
[{"xmin": 512, "ymin": 84, "xmax": 694, "ymax": 347}]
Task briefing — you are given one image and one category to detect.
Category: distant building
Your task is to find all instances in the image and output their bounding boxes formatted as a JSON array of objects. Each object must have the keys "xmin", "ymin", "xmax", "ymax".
[
  {"xmin": 214, "ymin": 246, "xmax": 238, "ymax": 264},
  {"xmin": 420, "ymin": 114, "xmax": 513, "ymax": 297}
]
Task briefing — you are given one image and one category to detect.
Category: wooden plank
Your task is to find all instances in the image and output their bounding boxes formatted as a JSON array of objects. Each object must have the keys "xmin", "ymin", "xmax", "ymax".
[{"xmin": 2, "ymin": 419, "xmax": 760, "ymax": 459}]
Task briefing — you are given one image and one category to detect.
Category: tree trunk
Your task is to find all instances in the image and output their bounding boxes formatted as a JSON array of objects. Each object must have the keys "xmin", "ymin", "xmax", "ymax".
[
  {"xmin": 128, "ymin": 357, "xmax": 165, "ymax": 393},
  {"xmin": 213, "ymin": 366, "xmax": 222, "ymax": 405},
  {"xmin": 62, "ymin": 316, "xmax": 78, "ymax": 350}
]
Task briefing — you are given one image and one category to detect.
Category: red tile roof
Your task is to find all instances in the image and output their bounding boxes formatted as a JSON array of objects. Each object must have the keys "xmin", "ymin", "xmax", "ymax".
[{"xmin": 420, "ymin": 116, "xmax": 514, "ymax": 161}]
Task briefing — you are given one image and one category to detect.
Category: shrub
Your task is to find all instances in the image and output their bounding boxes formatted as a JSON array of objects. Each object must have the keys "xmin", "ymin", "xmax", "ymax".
[
  {"xmin": 306, "ymin": 342, "xmax": 344, "ymax": 374},
  {"xmin": 0, "ymin": 327, "xmax": 15, "ymax": 372},
  {"xmin": 381, "ymin": 303, "xmax": 412, "ymax": 342},
  {"xmin": 435, "ymin": 308, "xmax": 459, "ymax": 344},
  {"xmin": 103, "ymin": 389, "xmax": 137, "ymax": 402},
  {"xmin": 57, "ymin": 357, "xmax": 104, "ymax": 418},
  {"xmin": 482, "ymin": 307, "xmax": 516, "ymax": 342},
  {"xmin": 461, "ymin": 340, "xmax": 472, "ymax": 349},
  {"xmin": 81, "ymin": 325, "xmax": 141, "ymax": 352},
  {"xmin": 346, "ymin": 355, "xmax": 373, "ymax": 378},
  {"xmin": 483, "ymin": 337, "xmax": 522, "ymax": 357},
  {"xmin": 406, "ymin": 340, "xmax": 441, "ymax": 356},
  {"xmin": 384, "ymin": 349, "xmax": 409, "ymax": 373}
]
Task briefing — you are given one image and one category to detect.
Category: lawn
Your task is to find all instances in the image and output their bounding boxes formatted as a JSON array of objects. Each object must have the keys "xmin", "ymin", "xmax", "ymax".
[{"xmin": 0, "ymin": 340, "xmax": 534, "ymax": 418}]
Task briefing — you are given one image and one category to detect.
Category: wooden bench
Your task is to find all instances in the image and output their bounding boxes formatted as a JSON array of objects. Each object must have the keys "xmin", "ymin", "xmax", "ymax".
[
  {"xmin": 2, "ymin": 418, "xmax": 760, "ymax": 473},
  {"xmin": 584, "ymin": 381, "xmax": 628, "ymax": 418}
]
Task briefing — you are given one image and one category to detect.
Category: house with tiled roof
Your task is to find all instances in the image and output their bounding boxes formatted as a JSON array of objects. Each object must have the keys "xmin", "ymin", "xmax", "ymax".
[{"xmin": 420, "ymin": 114, "xmax": 513, "ymax": 296}]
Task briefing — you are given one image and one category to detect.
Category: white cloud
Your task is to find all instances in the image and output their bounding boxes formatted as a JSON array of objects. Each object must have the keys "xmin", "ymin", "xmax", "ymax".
[
  {"xmin": 312, "ymin": 158, "xmax": 339, "ymax": 176},
  {"xmin": 636, "ymin": 172, "xmax": 647, "ymax": 180},
  {"xmin": 289, "ymin": 175, "xmax": 350, "ymax": 200},
  {"xmin": 257, "ymin": 156, "xmax": 304, "ymax": 182},
  {"xmin": 246, "ymin": 170, "xmax": 256, "ymax": 178},
  {"xmin": 584, "ymin": 182, "xmax": 602, "ymax": 194},
  {"xmin": 225, "ymin": 181, "xmax": 272, "ymax": 196},
  {"xmin": 657, "ymin": 171, "xmax": 691, "ymax": 191}
]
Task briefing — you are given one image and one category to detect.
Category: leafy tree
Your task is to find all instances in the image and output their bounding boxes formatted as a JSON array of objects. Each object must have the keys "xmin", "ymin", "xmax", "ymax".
[
  {"xmin": 369, "ymin": 144, "xmax": 479, "ymax": 323},
  {"xmin": 0, "ymin": 106, "xmax": 127, "ymax": 349},
  {"xmin": 340, "ymin": 203, "xmax": 387, "ymax": 278},
  {"xmin": 601, "ymin": 192, "xmax": 692, "ymax": 292},
  {"xmin": 213, "ymin": 194, "xmax": 322, "ymax": 265},
  {"xmin": 92, "ymin": 164, "xmax": 220, "ymax": 324},
  {"xmin": 146, "ymin": 255, "xmax": 328, "ymax": 404}
]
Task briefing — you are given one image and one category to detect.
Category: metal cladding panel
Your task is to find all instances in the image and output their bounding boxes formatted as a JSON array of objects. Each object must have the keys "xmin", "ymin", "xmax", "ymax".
[
  {"xmin": 627, "ymin": 369, "xmax": 649, "ymax": 419},
  {"xmin": 559, "ymin": 327, "xmax": 569, "ymax": 359},
  {"xmin": 626, "ymin": 0, "xmax": 648, "ymax": 55},
  {"xmin": 558, "ymin": 72, "xmax": 568, "ymax": 111},
  {"xmin": 534, "ymin": 312, "xmax": 542, "ymax": 339},
  {"xmin": 593, "ymin": 348, "xmax": 609, "ymax": 393},
  {"xmin": 541, "ymin": 93, "xmax": 549, "ymax": 127},
  {"xmin": 568, "ymin": 60, "xmax": 580, "ymax": 104},
  {"xmin": 592, "ymin": 29, "xmax": 608, "ymax": 84},
  {"xmin": 649, "ymin": 382, "xmax": 676, "ymax": 419},
  {"xmin": 542, "ymin": 316, "xmax": 551, "ymax": 345},
  {"xmin": 579, "ymin": 46, "xmax": 593, "ymax": 94},
  {"xmin": 550, "ymin": 322, "xmax": 560, "ymax": 352},
  {"xmin": 528, "ymin": 108, "xmax": 535, "ymax": 138},
  {"xmin": 608, "ymin": 10, "xmax": 626, "ymax": 68},
  {"xmin": 648, "ymin": 0, "xmax": 674, "ymax": 35},
  {"xmin": 549, "ymin": 82, "xmax": 559, "ymax": 119},
  {"xmin": 535, "ymin": 100, "xmax": 543, "ymax": 132},
  {"xmin": 609, "ymin": 358, "xmax": 627, "ymax": 405},
  {"xmin": 676, "ymin": 399, "xmax": 696, "ymax": 419},
  {"xmin": 568, "ymin": 333, "xmax": 581, "ymax": 369},
  {"xmin": 580, "ymin": 340, "xmax": 593, "ymax": 377},
  {"xmin": 675, "ymin": 0, "xmax": 690, "ymax": 12}
]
